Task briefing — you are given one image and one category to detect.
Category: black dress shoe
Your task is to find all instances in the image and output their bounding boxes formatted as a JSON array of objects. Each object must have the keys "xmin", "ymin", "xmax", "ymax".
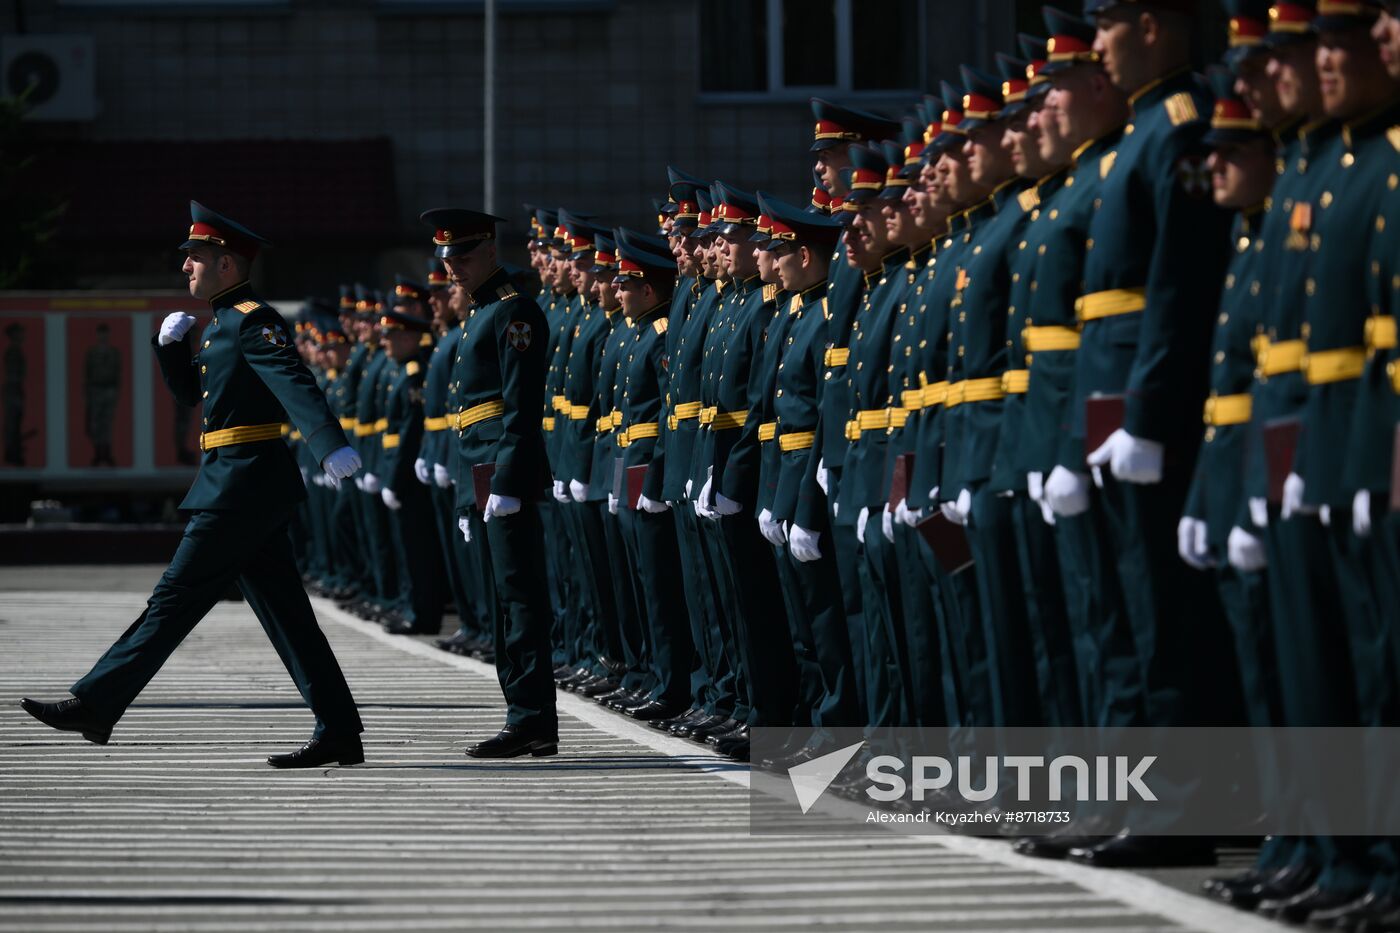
[
  {"xmin": 435, "ymin": 630, "xmax": 470, "ymax": 652},
  {"xmin": 466, "ymin": 725, "xmax": 558, "ymax": 759},
  {"xmin": 605, "ymin": 690, "xmax": 647, "ymax": 711},
  {"xmin": 1309, "ymin": 891, "xmax": 1399, "ymax": 929},
  {"xmin": 267, "ymin": 734, "xmax": 364, "ymax": 768},
  {"xmin": 579, "ymin": 678, "xmax": 621, "ymax": 698},
  {"xmin": 1259, "ymin": 883, "xmax": 1367, "ymax": 924},
  {"xmin": 628, "ymin": 701, "xmax": 684, "ymax": 722},
  {"xmin": 687, "ymin": 716, "xmax": 738, "ymax": 740},
  {"xmin": 1066, "ymin": 833, "xmax": 1217, "ymax": 868},
  {"xmin": 20, "ymin": 697, "xmax": 114, "ymax": 745},
  {"xmin": 594, "ymin": 687, "xmax": 633, "ymax": 705},
  {"xmin": 651, "ymin": 708, "xmax": 702, "ymax": 731},
  {"xmin": 707, "ymin": 723, "xmax": 749, "ymax": 746},
  {"xmin": 673, "ymin": 713, "xmax": 727, "ymax": 738},
  {"xmin": 716, "ymin": 736, "xmax": 750, "ymax": 761}
]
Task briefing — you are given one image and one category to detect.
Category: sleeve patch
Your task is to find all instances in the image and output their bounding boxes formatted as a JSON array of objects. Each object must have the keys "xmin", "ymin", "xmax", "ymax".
[
  {"xmin": 506, "ymin": 320, "xmax": 533, "ymax": 351},
  {"xmin": 1177, "ymin": 155, "xmax": 1212, "ymax": 198},
  {"xmin": 261, "ymin": 324, "xmax": 288, "ymax": 347},
  {"xmin": 1164, "ymin": 93, "xmax": 1200, "ymax": 126}
]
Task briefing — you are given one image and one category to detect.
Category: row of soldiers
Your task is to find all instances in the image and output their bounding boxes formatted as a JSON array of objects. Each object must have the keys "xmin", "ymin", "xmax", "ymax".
[{"xmin": 280, "ymin": 0, "xmax": 1400, "ymax": 925}]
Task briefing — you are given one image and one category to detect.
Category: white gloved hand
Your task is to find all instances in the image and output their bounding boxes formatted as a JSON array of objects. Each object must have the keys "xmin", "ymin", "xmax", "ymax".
[
  {"xmin": 881, "ymin": 503, "xmax": 895, "ymax": 542},
  {"xmin": 458, "ymin": 515, "xmax": 471, "ymax": 543},
  {"xmin": 322, "ymin": 445, "xmax": 362, "ymax": 481},
  {"xmin": 1228, "ymin": 525, "xmax": 1267, "ymax": 572},
  {"xmin": 353, "ymin": 475, "xmax": 365, "ymax": 492},
  {"xmin": 1281, "ymin": 472, "xmax": 1313, "ymax": 520},
  {"xmin": 1176, "ymin": 516, "xmax": 1213, "ymax": 570},
  {"xmin": 362, "ymin": 472, "xmax": 382, "ymax": 494},
  {"xmin": 715, "ymin": 492, "xmax": 743, "ymax": 516},
  {"xmin": 570, "ymin": 478, "xmax": 588, "ymax": 503},
  {"xmin": 1087, "ymin": 428, "xmax": 1165, "ymax": 485},
  {"xmin": 324, "ymin": 473, "xmax": 341, "ymax": 490},
  {"xmin": 940, "ymin": 488, "xmax": 972, "ymax": 526},
  {"xmin": 856, "ymin": 506, "xmax": 870, "ymax": 543},
  {"xmin": 381, "ymin": 487, "xmax": 401, "ymax": 511},
  {"xmin": 685, "ymin": 478, "xmax": 694, "ymax": 498},
  {"xmin": 758, "ymin": 508, "xmax": 785, "ymax": 545},
  {"xmin": 697, "ymin": 469, "xmax": 718, "ymax": 520},
  {"xmin": 158, "ymin": 311, "xmax": 197, "ymax": 346},
  {"xmin": 1044, "ymin": 465, "xmax": 1091, "ymax": 517},
  {"xmin": 789, "ymin": 524, "xmax": 823, "ymax": 562},
  {"xmin": 1319, "ymin": 505, "xmax": 1332, "ymax": 527},
  {"xmin": 552, "ymin": 479, "xmax": 570, "ymax": 504},
  {"xmin": 1027, "ymin": 471, "xmax": 1045, "ymax": 503},
  {"xmin": 639, "ymin": 494, "xmax": 670, "ymax": 514},
  {"xmin": 1249, "ymin": 497, "xmax": 1269, "ymax": 529},
  {"xmin": 434, "ymin": 463, "xmax": 453, "ymax": 488},
  {"xmin": 414, "ymin": 458, "xmax": 431, "ymax": 485},
  {"xmin": 815, "ymin": 458, "xmax": 829, "ymax": 496},
  {"xmin": 483, "ymin": 493, "xmax": 520, "ymax": 522},
  {"xmin": 608, "ymin": 493, "xmax": 619, "ymax": 515},
  {"xmin": 1354, "ymin": 489, "xmax": 1372, "ymax": 538}
]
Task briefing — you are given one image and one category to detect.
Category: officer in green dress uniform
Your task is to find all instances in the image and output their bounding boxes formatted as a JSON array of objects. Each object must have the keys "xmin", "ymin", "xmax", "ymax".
[
  {"xmin": 377, "ymin": 295, "xmax": 448, "ymax": 637},
  {"xmin": 316, "ymin": 315, "xmax": 362, "ymax": 603},
  {"xmin": 353, "ymin": 287, "xmax": 401, "ymax": 621},
  {"xmin": 424, "ymin": 207, "xmax": 558, "ymax": 758},
  {"xmin": 755, "ymin": 192, "xmax": 861, "ymax": 758},
  {"xmin": 1064, "ymin": 0, "xmax": 1239, "ymax": 867},
  {"xmin": 611, "ymin": 234, "xmax": 699, "ymax": 721},
  {"xmin": 323, "ymin": 286, "xmax": 367, "ymax": 603},
  {"xmin": 22, "ymin": 201, "xmax": 365, "ymax": 769}
]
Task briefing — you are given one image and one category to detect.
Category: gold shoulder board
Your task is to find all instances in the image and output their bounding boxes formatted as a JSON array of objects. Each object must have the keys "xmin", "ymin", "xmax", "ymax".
[
  {"xmin": 762, "ymin": 283, "xmax": 777, "ymax": 303},
  {"xmin": 1100, "ymin": 150, "xmax": 1118, "ymax": 180},
  {"xmin": 406, "ymin": 360, "xmax": 421, "ymax": 376},
  {"xmin": 1017, "ymin": 188, "xmax": 1040, "ymax": 213},
  {"xmin": 1164, "ymin": 93, "xmax": 1199, "ymax": 127},
  {"xmin": 652, "ymin": 317, "xmax": 669, "ymax": 335},
  {"xmin": 1388, "ymin": 126, "xmax": 1400, "ymax": 153},
  {"xmin": 496, "ymin": 284, "xmax": 518, "ymax": 300},
  {"xmin": 234, "ymin": 300, "xmax": 262, "ymax": 314}
]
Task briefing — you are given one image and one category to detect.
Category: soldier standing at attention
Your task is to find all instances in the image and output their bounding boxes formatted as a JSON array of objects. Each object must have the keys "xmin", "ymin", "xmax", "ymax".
[
  {"xmin": 20, "ymin": 201, "xmax": 365, "ymax": 769},
  {"xmin": 424, "ymin": 207, "xmax": 557, "ymax": 759}
]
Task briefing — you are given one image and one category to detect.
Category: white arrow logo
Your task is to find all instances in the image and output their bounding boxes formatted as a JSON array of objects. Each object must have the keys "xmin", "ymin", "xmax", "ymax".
[{"xmin": 788, "ymin": 741, "xmax": 865, "ymax": 814}]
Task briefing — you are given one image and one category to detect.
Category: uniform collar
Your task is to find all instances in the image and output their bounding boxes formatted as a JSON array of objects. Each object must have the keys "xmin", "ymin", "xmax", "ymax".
[
  {"xmin": 469, "ymin": 266, "xmax": 511, "ymax": 305},
  {"xmin": 880, "ymin": 247, "xmax": 910, "ymax": 275},
  {"xmin": 632, "ymin": 302, "xmax": 667, "ymax": 328},
  {"xmin": 1340, "ymin": 98, "xmax": 1400, "ymax": 151},
  {"xmin": 1126, "ymin": 66, "xmax": 1192, "ymax": 114},
  {"xmin": 1070, "ymin": 129, "xmax": 1122, "ymax": 167},
  {"xmin": 798, "ymin": 280, "xmax": 829, "ymax": 308},
  {"xmin": 208, "ymin": 280, "xmax": 253, "ymax": 309},
  {"xmin": 907, "ymin": 242, "xmax": 933, "ymax": 265}
]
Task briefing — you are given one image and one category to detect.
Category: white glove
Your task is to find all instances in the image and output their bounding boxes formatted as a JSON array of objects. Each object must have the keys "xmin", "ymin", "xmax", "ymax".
[
  {"xmin": 381, "ymin": 487, "xmax": 401, "ymax": 510},
  {"xmin": 1249, "ymin": 497, "xmax": 1269, "ymax": 529},
  {"xmin": 1176, "ymin": 516, "xmax": 1213, "ymax": 570},
  {"xmin": 434, "ymin": 463, "xmax": 452, "ymax": 488},
  {"xmin": 552, "ymin": 479, "xmax": 570, "ymax": 504},
  {"xmin": 608, "ymin": 493, "xmax": 619, "ymax": 515},
  {"xmin": 1320, "ymin": 505, "xmax": 1332, "ymax": 527},
  {"xmin": 362, "ymin": 472, "xmax": 382, "ymax": 495},
  {"xmin": 483, "ymin": 493, "xmax": 520, "ymax": 522},
  {"xmin": 881, "ymin": 503, "xmax": 895, "ymax": 542},
  {"xmin": 1027, "ymin": 471, "xmax": 1045, "ymax": 503},
  {"xmin": 857, "ymin": 506, "xmax": 870, "ymax": 543},
  {"xmin": 715, "ymin": 492, "xmax": 742, "ymax": 516},
  {"xmin": 458, "ymin": 515, "xmax": 471, "ymax": 543},
  {"xmin": 697, "ymin": 470, "xmax": 718, "ymax": 520},
  {"xmin": 639, "ymin": 494, "xmax": 670, "ymax": 514},
  {"xmin": 1044, "ymin": 466, "xmax": 1091, "ymax": 517},
  {"xmin": 311, "ymin": 472, "xmax": 324, "ymax": 488},
  {"xmin": 1354, "ymin": 489, "xmax": 1372, "ymax": 538},
  {"xmin": 758, "ymin": 508, "xmax": 785, "ymax": 545},
  {"xmin": 1281, "ymin": 472, "xmax": 1313, "ymax": 520},
  {"xmin": 816, "ymin": 458, "xmax": 830, "ymax": 496},
  {"xmin": 789, "ymin": 524, "xmax": 823, "ymax": 562},
  {"xmin": 685, "ymin": 478, "xmax": 694, "ymax": 498},
  {"xmin": 1228, "ymin": 525, "xmax": 1267, "ymax": 571},
  {"xmin": 895, "ymin": 497, "xmax": 920, "ymax": 527},
  {"xmin": 322, "ymin": 445, "xmax": 362, "ymax": 481},
  {"xmin": 158, "ymin": 311, "xmax": 197, "ymax": 346},
  {"xmin": 1087, "ymin": 428, "xmax": 1164, "ymax": 485},
  {"xmin": 414, "ymin": 458, "xmax": 431, "ymax": 485},
  {"xmin": 940, "ymin": 488, "xmax": 972, "ymax": 526},
  {"xmin": 570, "ymin": 478, "xmax": 588, "ymax": 503},
  {"xmin": 353, "ymin": 476, "xmax": 365, "ymax": 492},
  {"xmin": 324, "ymin": 473, "xmax": 341, "ymax": 490}
]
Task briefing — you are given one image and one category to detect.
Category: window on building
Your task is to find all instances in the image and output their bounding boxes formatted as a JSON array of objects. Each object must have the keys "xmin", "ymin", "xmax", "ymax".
[{"xmin": 699, "ymin": 0, "xmax": 922, "ymax": 99}]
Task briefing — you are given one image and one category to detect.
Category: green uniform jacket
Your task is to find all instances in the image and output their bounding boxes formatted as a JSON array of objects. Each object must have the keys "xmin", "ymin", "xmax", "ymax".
[
  {"xmin": 778, "ymin": 283, "xmax": 833, "ymax": 530},
  {"xmin": 698, "ymin": 276, "xmax": 772, "ymax": 507},
  {"xmin": 155, "ymin": 281, "xmax": 346, "ymax": 510},
  {"xmin": 1074, "ymin": 69, "xmax": 1233, "ymax": 448},
  {"xmin": 644, "ymin": 275, "xmax": 697, "ymax": 502},
  {"xmin": 560, "ymin": 298, "xmax": 611, "ymax": 492},
  {"xmin": 381, "ymin": 357, "xmax": 426, "ymax": 496},
  {"xmin": 590, "ymin": 308, "xmax": 631, "ymax": 501},
  {"xmin": 816, "ymin": 231, "xmax": 866, "ymax": 473},
  {"xmin": 619, "ymin": 305, "xmax": 671, "ymax": 477},
  {"xmin": 656, "ymin": 279, "xmax": 719, "ymax": 502},
  {"xmin": 724, "ymin": 284, "xmax": 792, "ymax": 514},
  {"xmin": 449, "ymin": 267, "xmax": 549, "ymax": 510},
  {"xmin": 422, "ymin": 326, "xmax": 459, "ymax": 468}
]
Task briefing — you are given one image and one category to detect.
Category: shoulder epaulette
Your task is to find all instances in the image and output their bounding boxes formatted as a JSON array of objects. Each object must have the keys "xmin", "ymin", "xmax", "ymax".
[
  {"xmin": 1164, "ymin": 92, "xmax": 1200, "ymax": 127},
  {"xmin": 653, "ymin": 317, "xmax": 669, "ymax": 336},
  {"xmin": 496, "ymin": 284, "xmax": 518, "ymax": 301},
  {"xmin": 406, "ymin": 360, "xmax": 421, "ymax": 376},
  {"xmin": 821, "ymin": 297, "xmax": 830, "ymax": 320},
  {"xmin": 762, "ymin": 283, "xmax": 777, "ymax": 303},
  {"xmin": 1100, "ymin": 150, "xmax": 1118, "ymax": 180},
  {"xmin": 1017, "ymin": 188, "xmax": 1040, "ymax": 213},
  {"xmin": 234, "ymin": 300, "xmax": 262, "ymax": 314},
  {"xmin": 1388, "ymin": 126, "xmax": 1400, "ymax": 153}
]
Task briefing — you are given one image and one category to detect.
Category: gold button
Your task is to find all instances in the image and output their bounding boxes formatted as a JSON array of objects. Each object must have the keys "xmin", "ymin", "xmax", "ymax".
[
  {"xmin": 201, "ymin": 365, "xmax": 207, "ymax": 373},
  {"xmin": 1341, "ymin": 152, "xmax": 1355, "ymax": 168},
  {"xmin": 202, "ymin": 390, "xmax": 209, "ymax": 398},
  {"xmin": 203, "ymin": 340, "xmax": 211, "ymax": 348}
]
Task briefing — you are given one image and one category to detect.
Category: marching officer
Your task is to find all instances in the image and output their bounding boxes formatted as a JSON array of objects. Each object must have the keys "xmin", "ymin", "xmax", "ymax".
[{"xmin": 21, "ymin": 201, "xmax": 365, "ymax": 769}]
